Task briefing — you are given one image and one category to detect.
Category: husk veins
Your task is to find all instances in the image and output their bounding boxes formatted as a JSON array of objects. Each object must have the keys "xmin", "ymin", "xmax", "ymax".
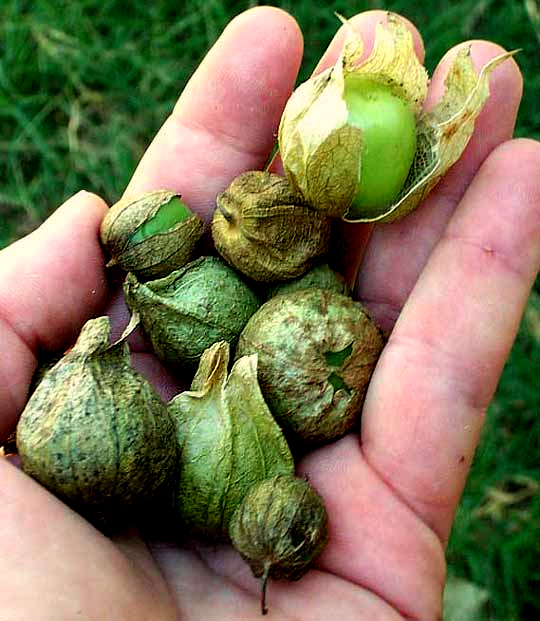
[
  {"xmin": 278, "ymin": 12, "xmax": 515, "ymax": 222},
  {"xmin": 212, "ymin": 171, "xmax": 332, "ymax": 282},
  {"xmin": 123, "ymin": 256, "xmax": 260, "ymax": 370},
  {"xmin": 100, "ymin": 189, "xmax": 204, "ymax": 280},
  {"xmin": 169, "ymin": 341, "xmax": 294, "ymax": 542},
  {"xmin": 15, "ymin": 316, "xmax": 177, "ymax": 528},
  {"xmin": 229, "ymin": 474, "xmax": 329, "ymax": 615},
  {"xmin": 236, "ymin": 288, "xmax": 385, "ymax": 445}
]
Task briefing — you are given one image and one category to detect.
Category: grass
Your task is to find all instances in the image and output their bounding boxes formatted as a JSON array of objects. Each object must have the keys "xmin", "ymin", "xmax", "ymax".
[{"xmin": 1, "ymin": 0, "xmax": 540, "ymax": 618}]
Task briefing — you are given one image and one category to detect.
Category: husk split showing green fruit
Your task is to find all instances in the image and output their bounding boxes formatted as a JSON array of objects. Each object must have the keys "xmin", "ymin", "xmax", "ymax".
[
  {"xmin": 278, "ymin": 13, "xmax": 515, "ymax": 222},
  {"xmin": 236, "ymin": 288, "xmax": 385, "ymax": 445},
  {"xmin": 100, "ymin": 189, "xmax": 204, "ymax": 280}
]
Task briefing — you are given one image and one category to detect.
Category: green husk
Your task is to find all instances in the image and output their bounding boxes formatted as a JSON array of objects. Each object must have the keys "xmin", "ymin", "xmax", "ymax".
[
  {"xmin": 123, "ymin": 256, "xmax": 260, "ymax": 371},
  {"xmin": 229, "ymin": 474, "xmax": 329, "ymax": 615},
  {"xmin": 212, "ymin": 171, "xmax": 332, "ymax": 282},
  {"xmin": 100, "ymin": 189, "xmax": 204, "ymax": 280},
  {"xmin": 16, "ymin": 316, "xmax": 177, "ymax": 528},
  {"xmin": 236, "ymin": 288, "xmax": 385, "ymax": 445},
  {"xmin": 169, "ymin": 341, "xmax": 294, "ymax": 542}
]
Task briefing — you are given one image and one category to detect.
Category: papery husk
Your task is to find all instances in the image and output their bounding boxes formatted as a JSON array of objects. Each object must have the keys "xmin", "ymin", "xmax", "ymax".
[
  {"xmin": 169, "ymin": 341, "xmax": 294, "ymax": 542},
  {"xmin": 123, "ymin": 256, "xmax": 260, "ymax": 371},
  {"xmin": 278, "ymin": 13, "xmax": 427, "ymax": 219},
  {"xmin": 212, "ymin": 171, "xmax": 332, "ymax": 282},
  {"xmin": 265, "ymin": 263, "xmax": 350, "ymax": 300},
  {"xmin": 229, "ymin": 474, "xmax": 328, "ymax": 615},
  {"xmin": 373, "ymin": 47, "xmax": 516, "ymax": 223},
  {"xmin": 100, "ymin": 189, "xmax": 204, "ymax": 280},
  {"xmin": 16, "ymin": 316, "xmax": 177, "ymax": 529},
  {"xmin": 236, "ymin": 288, "xmax": 385, "ymax": 445},
  {"xmin": 278, "ymin": 12, "xmax": 515, "ymax": 222}
]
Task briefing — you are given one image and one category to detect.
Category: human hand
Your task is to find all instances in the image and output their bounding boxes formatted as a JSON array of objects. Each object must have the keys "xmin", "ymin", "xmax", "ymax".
[{"xmin": 2, "ymin": 7, "xmax": 540, "ymax": 620}]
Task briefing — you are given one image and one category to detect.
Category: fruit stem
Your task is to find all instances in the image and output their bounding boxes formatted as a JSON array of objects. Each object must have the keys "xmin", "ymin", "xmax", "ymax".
[{"xmin": 261, "ymin": 562, "xmax": 271, "ymax": 615}]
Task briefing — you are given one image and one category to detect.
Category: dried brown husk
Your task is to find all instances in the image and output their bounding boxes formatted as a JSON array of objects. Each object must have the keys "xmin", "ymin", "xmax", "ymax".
[
  {"xmin": 100, "ymin": 189, "xmax": 204, "ymax": 280},
  {"xmin": 278, "ymin": 13, "xmax": 515, "ymax": 222},
  {"xmin": 123, "ymin": 256, "xmax": 261, "ymax": 371},
  {"xmin": 229, "ymin": 474, "xmax": 329, "ymax": 615},
  {"xmin": 15, "ymin": 316, "xmax": 177, "ymax": 528},
  {"xmin": 169, "ymin": 341, "xmax": 294, "ymax": 542},
  {"xmin": 236, "ymin": 288, "xmax": 385, "ymax": 445},
  {"xmin": 212, "ymin": 171, "xmax": 332, "ymax": 282}
]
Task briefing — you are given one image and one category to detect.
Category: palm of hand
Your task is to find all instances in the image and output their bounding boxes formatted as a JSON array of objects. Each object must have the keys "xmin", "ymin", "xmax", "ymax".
[{"xmin": 2, "ymin": 8, "xmax": 538, "ymax": 621}]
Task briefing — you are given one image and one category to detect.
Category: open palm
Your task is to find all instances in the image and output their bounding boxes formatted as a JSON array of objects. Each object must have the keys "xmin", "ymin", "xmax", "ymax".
[{"xmin": 2, "ymin": 8, "xmax": 540, "ymax": 620}]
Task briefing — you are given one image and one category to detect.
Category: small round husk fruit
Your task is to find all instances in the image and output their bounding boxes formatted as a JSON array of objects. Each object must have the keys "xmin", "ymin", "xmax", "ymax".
[
  {"xmin": 123, "ymin": 256, "xmax": 261, "ymax": 371},
  {"xmin": 15, "ymin": 316, "xmax": 177, "ymax": 528},
  {"xmin": 229, "ymin": 474, "xmax": 328, "ymax": 615},
  {"xmin": 278, "ymin": 15, "xmax": 514, "ymax": 223},
  {"xmin": 236, "ymin": 288, "xmax": 385, "ymax": 445},
  {"xmin": 168, "ymin": 341, "xmax": 294, "ymax": 542},
  {"xmin": 212, "ymin": 171, "xmax": 332, "ymax": 282},
  {"xmin": 100, "ymin": 189, "xmax": 204, "ymax": 280}
]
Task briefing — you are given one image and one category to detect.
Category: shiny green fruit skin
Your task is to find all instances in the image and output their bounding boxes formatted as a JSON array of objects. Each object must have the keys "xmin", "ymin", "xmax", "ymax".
[{"xmin": 344, "ymin": 76, "xmax": 417, "ymax": 219}]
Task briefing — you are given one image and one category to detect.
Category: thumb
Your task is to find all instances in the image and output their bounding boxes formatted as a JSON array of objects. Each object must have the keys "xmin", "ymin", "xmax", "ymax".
[{"xmin": 0, "ymin": 191, "xmax": 109, "ymax": 439}]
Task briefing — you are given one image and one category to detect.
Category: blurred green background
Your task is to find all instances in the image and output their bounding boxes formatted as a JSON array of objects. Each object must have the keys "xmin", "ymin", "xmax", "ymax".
[{"xmin": 1, "ymin": 0, "xmax": 539, "ymax": 618}]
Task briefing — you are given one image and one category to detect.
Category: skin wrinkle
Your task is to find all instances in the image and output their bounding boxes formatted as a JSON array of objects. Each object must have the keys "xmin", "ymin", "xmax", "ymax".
[
  {"xmin": 361, "ymin": 404, "xmax": 478, "ymax": 545},
  {"xmin": 188, "ymin": 546, "xmax": 404, "ymax": 621},
  {"xmin": 352, "ymin": 448, "xmax": 448, "ymax": 617},
  {"xmin": 379, "ymin": 329, "xmax": 489, "ymax": 415},
  {"xmin": 439, "ymin": 228, "xmax": 531, "ymax": 284}
]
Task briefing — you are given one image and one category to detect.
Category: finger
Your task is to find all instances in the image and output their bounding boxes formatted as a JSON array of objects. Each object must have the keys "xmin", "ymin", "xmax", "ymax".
[
  {"xmin": 356, "ymin": 41, "xmax": 523, "ymax": 330},
  {"xmin": 361, "ymin": 138, "xmax": 540, "ymax": 541},
  {"xmin": 0, "ymin": 191, "xmax": 109, "ymax": 439},
  {"xmin": 123, "ymin": 6, "xmax": 303, "ymax": 222},
  {"xmin": 101, "ymin": 6, "xmax": 304, "ymax": 369}
]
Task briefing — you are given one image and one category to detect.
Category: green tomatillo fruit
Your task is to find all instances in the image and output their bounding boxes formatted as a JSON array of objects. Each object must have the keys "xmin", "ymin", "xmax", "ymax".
[
  {"xmin": 123, "ymin": 256, "xmax": 261, "ymax": 372},
  {"xmin": 278, "ymin": 13, "xmax": 515, "ymax": 223},
  {"xmin": 212, "ymin": 170, "xmax": 332, "ymax": 282},
  {"xmin": 236, "ymin": 288, "xmax": 385, "ymax": 446},
  {"xmin": 229, "ymin": 474, "xmax": 328, "ymax": 615},
  {"xmin": 343, "ymin": 75, "xmax": 416, "ymax": 217},
  {"xmin": 168, "ymin": 342, "xmax": 294, "ymax": 542},
  {"xmin": 16, "ymin": 317, "xmax": 177, "ymax": 530},
  {"xmin": 100, "ymin": 189, "xmax": 204, "ymax": 281}
]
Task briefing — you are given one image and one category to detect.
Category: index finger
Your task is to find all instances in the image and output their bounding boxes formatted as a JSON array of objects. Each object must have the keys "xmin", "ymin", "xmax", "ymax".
[
  {"xmin": 123, "ymin": 6, "xmax": 303, "ymax": 221},
  {"xmin": 105, "ymin": 5, "xmax": 304, "ymax": 348}
]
